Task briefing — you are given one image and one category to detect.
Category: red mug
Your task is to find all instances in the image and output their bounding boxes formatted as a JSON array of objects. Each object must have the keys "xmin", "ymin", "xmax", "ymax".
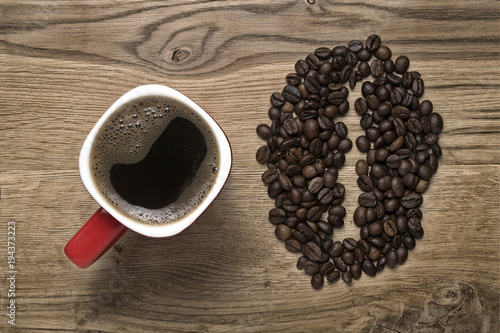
[{"xmin": 65, "ymin": 85, "xmax": 232, "ymax": 268}]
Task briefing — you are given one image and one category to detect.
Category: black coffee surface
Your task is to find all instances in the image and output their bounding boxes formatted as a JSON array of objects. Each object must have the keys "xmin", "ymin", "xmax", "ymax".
[{"xmin": 110, "ymin": 117, "xmax": 207, "ymax": 209}]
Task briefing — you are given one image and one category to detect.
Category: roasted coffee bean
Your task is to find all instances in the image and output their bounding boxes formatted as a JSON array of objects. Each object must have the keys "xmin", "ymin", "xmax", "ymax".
[
  {"xmin": 333, "ymin": 257, "xmax": 347, "ymax": 272},
  {"xmin": 348, "ymin": 40, "xmax": 364, "ymax": 53},
  {"xmin": 358, "ymin": 192, "xmax": 377, "ymax": 207},
  {"xmin": 430, "ymin": 112, "xmax": 443, "ymax": 134},
  {"xmin": 370, "ymin": 59, "xmax": 384, "ymax": 77},
  {"xmin": 383, "ymin": 219, "xmax": 397, "ymax": 237},
  {"xmin": 282, "ymin": 85, "xmax": 301, "ymax": 104},
  {"xmin": 297, "ymin": 256, "xmax": 308, "ymax": 270},
  {"xmin": 286, "ymin": 73, "xmax": 302, "ymax": 86},
  {"xmin": 256, "ymin": 145, "xmax": 271, "ymax": 164},
  {"xmin": 307, "ymin": 206, "xmax": 323, "ymax": 222},
  {"xmin": 282, "ymin": 118, "xmax": 299, "ymax": 136},
  {"xmin": 314, "ymin": 46, "xmax": 332, "ymax": 60},
  {"xmin": 258, "ymin": 37, "xmax": 443, "ymax": 288},
  {"xmin": 396, "ymin": 246, "xmax": 408, "ymax": 264},
  {"xmin": 401, "ymin": 192, "xmax": 423, "ymax": 209},
  {"xmin": 394, "ymin": 55, "xmax": 410, "ymax": 74},
  {"xmin": 311, "ymin": 273, "xmax": 324, "ymax": 289},
  {"xmin": 357, "ymin": 175, "xmax": 374, "ymax": 192},
  {"xmin": 295, "ymin": 59, "xmax": 309, "ymax": 76},
  {"xmin": 320, "ymin": 261, "xmax": 335, "ymax": 276},
  {"xmin": 304, "ymin": 241, "xmax": 323, "ymax": 261},
  {"xmin": 285, "ymin": 238, "xmax": 302, "ymax": 253},
  {"xmin": 356, "ymin": 135, "xmax": 371, "ymax": 152},
  {"xmin": 361, "ymin": 258, "xmax": 377, "ymax": 277},
  {"xmin": 304, "ymin": 260, "xmax": 320, "ymax": 275},
  {"xmin": 268, "ymin": 208, "xmax": 286, "ymax": 225},
  {"xmin": 308, "ymin": 176, "xmax": 325, "ymax": 194},
  {"xmin": 392, "ymin": 105, "xmax": 411, "ymax": 118},
  {"xmin": 366, "ymin": 34, "xmax": 381, "ymax": 52},
  {"xmin": 261, "ymin": 167, "xmax": 278, "ymax": 184},
  {"xmin": 270, "ymin": 92, "xmax": 285, "ymax": 107},
  {"xmin": 275, "ymin": 224, "xmax": 292, "ymax": 241},
  {"xmin": 267, "ymin": 180, "xmax": 284, "ymax": 199},
  {"xmin": 403, "ymin": 234, "xmax": 416, "ymax": 250},
  {"xmin": 341, "ymin": 271, "xmax": 353, "ymax": 284},
  {"xmin": 343, "ymin": 238, "xmax": 358, "ymax": 251},
  {"xmin": 327, "ymin": 270, "xmax": 341, "ymax": 283},
  {"xmin": 317, "ymin": 188, "xmax": 333, "ymax": 205},
  {"xmin": 317, "ymin": 220, "xmax": 333, "ymax": 235},
  {"xmin": 341, "ymin": 251, "xmax": 355, "ymax": 266},
  {"xmin": 355, "ymin": 159, "xmax": 369, "ymax": 176},
  {"xmin": 257, "ymin": 124, "xmax": 273, "ymax": 140},
  {"xmin": 412, "ymin": 78, "xmax": 424, "ymax": 97},
  {"xmin": 339, "ymin": 64, "xmax": 353, "ymax": 83},
  {"xmin": 278, "ymin": 173, "xmax": 293, "ymax": 191},
  {"xmin": 328, "ymin": 241, "xmax": 344, "ymax": 257}
]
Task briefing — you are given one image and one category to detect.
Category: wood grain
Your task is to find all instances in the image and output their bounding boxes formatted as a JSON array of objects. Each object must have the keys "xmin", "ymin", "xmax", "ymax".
[{"xmin": 1, "ymin": 0, "xmax": 499, "ymax": 332}]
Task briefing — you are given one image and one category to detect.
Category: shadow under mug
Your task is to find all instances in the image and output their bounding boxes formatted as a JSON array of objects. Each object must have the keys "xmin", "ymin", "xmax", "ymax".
[{"xmin": 64, "ymin": 85, "xmax": 232, "ymax": 268}]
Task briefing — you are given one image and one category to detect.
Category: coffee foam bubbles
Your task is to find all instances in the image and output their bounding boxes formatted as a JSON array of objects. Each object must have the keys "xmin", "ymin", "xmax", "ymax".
[{"xmin": 90, "ymin": 96, "xmax": 219, "ymax": 224}]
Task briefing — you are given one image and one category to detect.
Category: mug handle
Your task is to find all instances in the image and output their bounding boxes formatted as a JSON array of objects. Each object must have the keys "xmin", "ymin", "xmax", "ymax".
[{"xmin": 64, "ymin": 208, "xmax": 128, "ymax": 268}]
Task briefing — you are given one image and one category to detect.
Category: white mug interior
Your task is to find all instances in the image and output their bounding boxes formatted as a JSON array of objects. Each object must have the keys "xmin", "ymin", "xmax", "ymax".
[{"xmin": 79, "ymin": 85, "xmax": 232, "ymax": 237}]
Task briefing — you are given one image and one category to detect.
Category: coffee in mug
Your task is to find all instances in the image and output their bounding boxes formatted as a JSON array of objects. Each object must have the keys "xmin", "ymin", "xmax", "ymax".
[{"xmin": 90, "ymin": 95, "xmax": 220, "ymax": 224}]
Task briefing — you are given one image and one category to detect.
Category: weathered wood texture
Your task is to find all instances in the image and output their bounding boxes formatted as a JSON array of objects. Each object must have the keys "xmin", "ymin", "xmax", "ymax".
[{"xmin": 0, "ymin": 0, "xmax": 499, "ymax": 332}]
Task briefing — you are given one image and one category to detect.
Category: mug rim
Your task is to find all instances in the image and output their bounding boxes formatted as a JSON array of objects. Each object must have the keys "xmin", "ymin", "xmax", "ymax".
[{"xmin": 79, "ymin": 84, "xmax": 232, "ymax": 237}]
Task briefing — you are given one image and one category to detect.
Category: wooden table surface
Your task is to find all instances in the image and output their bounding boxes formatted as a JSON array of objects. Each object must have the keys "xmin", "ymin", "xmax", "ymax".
[{"xmin": 1, "ymin": 0, "xmax": 499, "ymax": 332}]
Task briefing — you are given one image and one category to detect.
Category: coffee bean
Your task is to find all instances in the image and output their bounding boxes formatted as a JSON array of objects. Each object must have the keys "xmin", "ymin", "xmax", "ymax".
[
  {"xmin": 304, "ymin": 260, "xmax": 320, "ymax": 275},
  {"xmin": 334, "ymin": 122, "xmax": 348, "ymax": 139},
  {"xmin": 267, "ymin": 180, "xmax": 284, "ymax": 199},
  {"xmin": 333, "ymin": 257, "xmax": 347, "ymax": 272},
  {"xmin": 314, "ymin": 47, "xmax": 332, "ymax": 60},
  {"xmin": 396, "ymin": 246, "xmax": 408, "ymax": 264},
  {"xmin": 286, "ymin": 73, "xmax": 302, "ymax": 86},
  {"xmin": 403, "ymin": 234, "xmax": 416, "ymax": 250},
  {"xmin": 343, "ymin": 238, "xmax": 358, "ymax": 251},
  {"xmin": 370, "ymin": 59, "xmax": 384, "ymax": 77},
  {"xmin": 257, "ymin": 124, "xmax": 273, "ymax": 140},
  {"xmin": 268, "ymin": 208, "xmax": 286, "ymax": 225},
  {"xmin": 317, "ymin": 188, "xmax": 333, "ymax": 205},
  {"xmin": 307, "ymin": 206, "xmax": 323, "ymax": 222},
  {"xmin": 256, "ymin": 145, "xmax": 271, "ymax": 164},
  {"xmin": 261, "ymin": 167, "xmax": 278, "ymax": 184},
  {"xmin": 327, "ymin": 270, "xmax": 340, "ymax": 283},
  {"xmin": 429, "ymin": 112, "xmax": 443, "ymax": 134},
  {"xmin": 375, "ymin": 45, "xmax": 391, "ymax": 61},
  {"xmin": 308, "ymin": 177, "xmax": 325, "ymax": 194},
  {"xmin": 311, "ymin": 273, "xmax": 324, "ymax": 289},
  {"xmin": 305, "ymin": 53, "xmax": 321, "ymax": 70},
  {"xmin": 400, "ymin": 192, "xmax": 423, "ymax": 209},
  {"xmin": 304, "ymin": 241, "xmax": 323, "ymax": 261},
  {"xmin": 270, "ymin": 92, "xmax": 285, "ymax": 107},
  {"xmin": 392, "ymin": 105, "xmax": 411, "ymax": 118},
  {"xmin": 412, "ymin": 78, "xmax": 424, "ymax": 97},
  {"xmin": 361, "ymin": 258, "xmax": 377, "ymax": 277},
  {"xmin": 259, "ymin": 37, "xmax": 442, "ymax": 288},
  {"xmin": 328, "ymin": 241, "xmax": 344, "ymax": 258},
  {"xmin": 394, "ymin": 55, "xmax": 409, "ymax": 74},
  {"xmin": 275, "ymin": 224, "xmax": 292, "ymax": 241},
  {"xmin": 383, "ymin": 219, "xmax": 397, "ymax": 237},
  {"xmin": 366, "ymin": 34, "xmax": 381, "ymax": 52},
  {"xmin": 285, "ymin": 238, "xmax": 302, "ymax": 253},
  {"xmin": 295, "ymin": 59, "xmax": 309, "ymax": 76},
  {"xmin": 358, "ymin": 192, "xmax": 377, "ymax": 207},
  {"xmin": 282, "ymin": 85, "xmax": 302, "ymax": 104}
]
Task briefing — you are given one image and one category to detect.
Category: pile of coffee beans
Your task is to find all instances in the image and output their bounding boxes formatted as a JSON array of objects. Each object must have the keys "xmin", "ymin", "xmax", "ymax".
[{"xmin": 255, "ymin": 35, "xmax": 443, "ymax": 289}]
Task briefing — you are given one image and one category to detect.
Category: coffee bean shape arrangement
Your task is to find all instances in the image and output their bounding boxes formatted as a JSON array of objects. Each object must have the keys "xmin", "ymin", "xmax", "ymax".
[{"xmin": 255, "ymin": 35, "xmax": 443, "ymax": 289}]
